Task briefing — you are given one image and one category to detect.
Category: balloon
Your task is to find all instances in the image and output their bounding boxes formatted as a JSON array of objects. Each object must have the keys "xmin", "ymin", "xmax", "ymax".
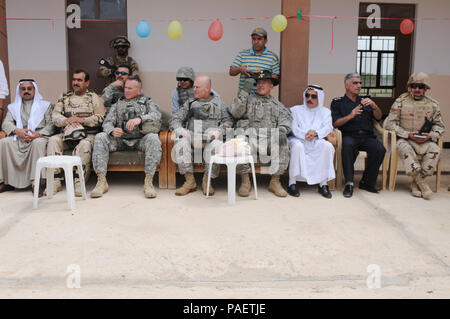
[
  {"xmin": 400, "ymin": 18, "xmax": 414, "ymax": 35},
  {"xmin": 208, "ymin": 19, "xmax": 223, "ymax": 41},
  {"xmin": 168, "ymin": 19, "xmax": 183, "ymax": 39},
  {"xmin": 272, "ymin": 14, "xmax": 288, "ymax": 32},
  {"xmin": 136, "ymin": 20, "xmax": 151, "ymax": 38}
]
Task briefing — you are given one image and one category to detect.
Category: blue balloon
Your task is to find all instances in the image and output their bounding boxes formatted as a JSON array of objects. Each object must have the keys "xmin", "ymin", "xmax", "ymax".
[{"xmin": 136, "ymin": 20, "xmax": 151, "ymax": 38}]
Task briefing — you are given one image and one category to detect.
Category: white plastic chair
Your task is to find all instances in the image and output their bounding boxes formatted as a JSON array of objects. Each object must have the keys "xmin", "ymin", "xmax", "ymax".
[
  {"xmin": 33, "ymin": 155, "xmax": 87, "ymax": 210},
  {"xmin": 206, "ymin": 151, "xmax": 258, "ymax": 205}
]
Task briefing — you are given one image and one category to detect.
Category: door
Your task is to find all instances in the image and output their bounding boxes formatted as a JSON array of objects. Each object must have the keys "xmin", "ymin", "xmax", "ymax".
[{"xmin": 67, "ymin": 0, "xmax": 127, "ymax": 94}]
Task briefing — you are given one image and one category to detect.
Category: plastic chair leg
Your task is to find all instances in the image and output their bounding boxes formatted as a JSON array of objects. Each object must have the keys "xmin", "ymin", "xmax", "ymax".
[
  {"xmin": 206, "ymin": 158, "xmax": 214, "ymax": 198},
  {"xmin": 63, "ymin": 165, "xmax": 76, "ymax": 210},
  {"xmin": 32, "ymin": 162, "xmax": 43, "ymax": 209}
]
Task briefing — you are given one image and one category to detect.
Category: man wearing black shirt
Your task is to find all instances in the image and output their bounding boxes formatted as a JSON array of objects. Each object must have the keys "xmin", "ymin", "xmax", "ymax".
[{"xmin": 331, "ymin": 73, "xmax": 386, "ymax": 197}]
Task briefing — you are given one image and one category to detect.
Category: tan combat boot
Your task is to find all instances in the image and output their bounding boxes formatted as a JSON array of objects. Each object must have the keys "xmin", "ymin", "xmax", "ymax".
[
  {"xmin": 238, "ymin": 173, "xmax": 251, "ymax": 197},
  {"xmin": 144, "ymin": 174, "xmax": 157, "ymax": 198},
  {"xmin": 415, "ymin": 175, "xmax": 432, "ymax": 200},
  {"xmin": 90, "ymin": 173, "xmax": 108, "ymax": 198},
  {"xmin": 268, "ymin": 174, "xmax": 287, "ymax": 197},
  {"xmin": 44, "ymin": 178, "xmax": 62, "ymax": 196},
  {"xmin": 411, "ymin": 180, "xmax": 421, "ymax": 198},
  {"xmin": 202, "ymin": 173, "xmax": 214, "ymax": 196},
  {"xmin": 175, "ymin": 173, "xmax": 197, "ymax": 196},
  {"xmin": 74, "ymin": 178, "xmax": 83, "ymax": 197}
]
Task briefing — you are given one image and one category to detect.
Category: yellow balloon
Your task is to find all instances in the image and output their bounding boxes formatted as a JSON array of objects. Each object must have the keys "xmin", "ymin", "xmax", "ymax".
[
  {"xmin": 272, "ymin": 14, "xmax": 288, "ymax": 32},
  {"xmin": 168, "ymin": 19, "xmax": 183, "ymax": 39}
]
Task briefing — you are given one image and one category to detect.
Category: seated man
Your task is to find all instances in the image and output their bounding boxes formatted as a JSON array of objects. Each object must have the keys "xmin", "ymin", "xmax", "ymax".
[
  {"xmin": 230, "ymin": 70, "xmax": 292, "ymax": 197},
  {"xmin": 0, "ymin": 79, "xmax": 54, "ymax": 196},
  {"xmin": 91, "ymin": 75, "xmax": 162, "ymax": 198},
  {"xmin": 331, "ymin": 73, "xmax": 386, "ymax": 197},
  {"xmin": 47, "ymin": 70, "xmax": 105, "ymax": 196},
  {"xmin": 101, "ymin": 64, "xmax": 131, "ymax": 108},
  {"xmin": 170, "ymin": 74, "xmax": 233, "ymax": 196},
  {"xmin": 384, "ymin": 72, "xmax": 445, "ymax": 199},
  {"xmin": 288, "ymin": 85, "xmax": 335, "ymax": 199}
]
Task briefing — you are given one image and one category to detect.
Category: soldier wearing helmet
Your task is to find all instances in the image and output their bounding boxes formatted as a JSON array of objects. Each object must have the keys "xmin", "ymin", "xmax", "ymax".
[
  {"xmin": 97, "ymin": 36, "xmax": 139, "ymax": 84},
  {"xmin": 384, "ymin": 72, "xmax": 445, "ymax": 199}
]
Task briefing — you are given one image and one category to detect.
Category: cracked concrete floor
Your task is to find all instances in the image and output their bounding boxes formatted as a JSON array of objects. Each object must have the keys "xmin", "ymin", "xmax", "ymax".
[{"xmin": 0, "ymin": 171, "xmax": 449, "ymax": 298}]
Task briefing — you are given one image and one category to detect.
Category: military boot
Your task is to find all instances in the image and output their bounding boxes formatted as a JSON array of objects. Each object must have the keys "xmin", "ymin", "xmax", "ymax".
[
  {"xmin": 411, "ymin": 180, "xmax": 421, "ymax": 198},
  {"xmin": 90, "ymin": 173, "xmax": 108, "ymax": 198},
  {"xmin": 74, "ymin": 178, "xmax": 83, "ymax": 197},
  {"xmin": 238, "ymin": 173, "xmax": 251, "ymax": 197},
  {"xmin": 415, "ymin": 175, "xmax": 432, "ymax": 200},
  {"xmin": 202, "ymin": 173, "xmax": 214, "ymax": 196},
  {"xmin": 268, "ymin": 174, "xmax": 287, "ymax": 197},
  {"xmin": 175, "ymin": 173, "xmax": 197, "ymax": 196},
  {"xmin": 144, "ymin": 174, "xmax": 157, "ymax": 198}
]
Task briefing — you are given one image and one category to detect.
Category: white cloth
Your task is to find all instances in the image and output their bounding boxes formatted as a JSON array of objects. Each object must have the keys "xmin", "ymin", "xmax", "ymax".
[
  {"xmin": 0, "ymin": 60, "xmax": 8, "ymax": 99},
  {"xmin": 8, "ymin": 81, "xmax": 50, "ymax": 136},
  {"xmin": 288, "ymin": 86, "xmax": 335, "ymax": 185}
]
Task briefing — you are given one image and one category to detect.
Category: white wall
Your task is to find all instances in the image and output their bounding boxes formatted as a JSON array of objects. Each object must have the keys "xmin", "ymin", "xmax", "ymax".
[
  {"xmin": 6, "ymin": 0, "xmax": 67, "ymax": 71},
  {"xmin": 127, "ymin": 0, "xmax": 282, "ymax": 73}
]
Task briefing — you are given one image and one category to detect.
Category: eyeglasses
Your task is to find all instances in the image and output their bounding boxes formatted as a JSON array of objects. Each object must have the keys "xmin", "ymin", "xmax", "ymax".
[
  {"xmin": 305, "ymin": 93, "xmax": 318, "ymax": 99},
  {"xmin": 410, "ymin": 83, "xmax": 426, "ymax": 89},
  {"xmin": 177, "ymin": 78, "xmax": 190, "ymax": 82},
  {"xmin": 115, "ymin": 71, "xmax": 129, "ymax": 76}
]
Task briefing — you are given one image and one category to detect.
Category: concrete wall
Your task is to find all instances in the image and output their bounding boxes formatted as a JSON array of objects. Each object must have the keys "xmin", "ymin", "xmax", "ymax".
[{"xmin": 308, "ymin": 0, "xmax": 450, "ymax": 141}]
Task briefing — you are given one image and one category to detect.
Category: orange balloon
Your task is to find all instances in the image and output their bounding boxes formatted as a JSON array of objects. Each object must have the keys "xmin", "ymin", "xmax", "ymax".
[
  {"xmin": 400, "ymin": 18, "xmax": 414, "ymax": 35},
  {"xmin": 208, "ymin": 19, "xmax": 223, "ymax": 41}
]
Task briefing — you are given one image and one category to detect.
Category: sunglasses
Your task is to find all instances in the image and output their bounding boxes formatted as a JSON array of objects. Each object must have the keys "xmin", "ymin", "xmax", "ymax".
[
  {"xmin": 177, "ymin": 78, "xmax": 190, "ymax": 82},
  {"xmin": 115, "ymin": 71, "xmax": 129, "ymax": 76},
  {"xmin": 305, "ymin": 93, "xmax": 318, "ymax": 99},
  {"xmin": 410, "ymin": 83, "xmax": 426, "ymax": 89},
  {"xmin": 20, "ymin": 87, "xmax": 34, "ymax": 91}
]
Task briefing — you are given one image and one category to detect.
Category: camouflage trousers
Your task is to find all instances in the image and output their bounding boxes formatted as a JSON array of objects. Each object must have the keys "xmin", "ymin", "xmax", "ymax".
[
  {"xmin": 235, "ymin": 134, "xmax": 289, "ymax": 175},
  {"xmin": 47, "ymin": 133, "xmax": 94, "ymax": 179},
  {"xmin": 92, "ymin": 132, "xmax": 162, "ymax": 175},
  {"xmin": 397, "ymin": 138, "xmax": 441, "ymax": 177},
  {"xmin": 172, "ymin": 135, "xmax": 222, "ymax": 178}
]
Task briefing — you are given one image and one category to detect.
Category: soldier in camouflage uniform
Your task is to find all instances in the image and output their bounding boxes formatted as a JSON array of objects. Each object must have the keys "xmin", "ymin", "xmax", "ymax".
[
  {"xmin": 97, "ymin": 36, "xmax": 139, "ymax": 85},
  {"xmin": 230, "ymin": 70, "xmax": 292, "ymax": 197},
  {"xmin": 170, "ymin": 75, "xmax": 234, "ymax": 196},
  {"xmin": 47, "ymin": 70, "xmax": 105, "ymax": 196},
  {"xmin": 171, "ymin": 67, "xmax": 195, "ymax": 114},
  {"xmin": 91, "ymin": 75, "xmax": 162, "ymax": 198},
  {"xmin": 101, "ymin": 64, "xmax": 130, "ymax": 109},
  {"xmin": 384, "ymin": 72, "xmax": 445, "ymax": 199}
]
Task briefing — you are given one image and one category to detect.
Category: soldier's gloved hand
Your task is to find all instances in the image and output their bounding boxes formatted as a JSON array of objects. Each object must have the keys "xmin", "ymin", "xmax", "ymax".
[
  {"xmin": 190, "ymin": 107, "xmax": 209, "ymax": 120},
  {"xmin": 242, "ymin": 77, "xmax": 256, "ymax": 94}
]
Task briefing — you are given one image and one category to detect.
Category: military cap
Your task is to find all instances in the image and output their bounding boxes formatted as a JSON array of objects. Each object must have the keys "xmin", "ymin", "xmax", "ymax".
[
  {"xmin": 251, "ymin": 27, "xmax": 268, "ymax": 38},
  {"xmin": 253, "ymin": 70, "xmax": 279, "ymax": 86},
  {"xmin": 176, "ymin": 67, "xmax": 195, "ymax": 82},
  {"xmin": 109, "ymin": 36, "xmax": 131, "ymax": 48},
  {"xmin": 407, "ymin": 72, "xmax": 431, "ymax": 90}
]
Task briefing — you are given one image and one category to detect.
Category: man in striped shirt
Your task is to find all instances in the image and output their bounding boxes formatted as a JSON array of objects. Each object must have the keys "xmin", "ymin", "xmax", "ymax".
[{"xmin": 229, "ymin": 27, "xmax": 280, "ymax": 93}]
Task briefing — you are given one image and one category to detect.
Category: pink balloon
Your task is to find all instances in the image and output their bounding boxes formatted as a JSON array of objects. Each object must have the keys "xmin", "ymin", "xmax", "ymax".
[
  {"xmin": 400, "ymin": 19, "xmax": 414, "ymax": 35},
  {"xmin": 208, "ymin": 19, "xmax": 223, "ymax": 41}
]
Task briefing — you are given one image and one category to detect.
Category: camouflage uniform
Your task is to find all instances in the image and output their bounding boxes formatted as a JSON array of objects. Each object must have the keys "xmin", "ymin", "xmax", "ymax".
[
  {"xmin": 384, "ymin": 92, "xmax": 445, "ymax": 177},
  {"xmin": 229, "ymin": 90, "xmax": 292, "ymax": 175},
  {"xmin": 47, "ymin": 90, "xmax": 105, "ymax": 179},
  {"xmin": 92, "ymin": 94, "xmax": 162, "ymax": 175},
  {"xmin": 170, "ymin": 94, "xmax": 234, "ymax": 178}
]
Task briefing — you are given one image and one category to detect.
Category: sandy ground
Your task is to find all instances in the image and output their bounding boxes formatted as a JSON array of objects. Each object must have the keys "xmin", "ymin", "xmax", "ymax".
[{"xmin": 0, "ymin": 168, "xmax": 449, "ymax": 298}]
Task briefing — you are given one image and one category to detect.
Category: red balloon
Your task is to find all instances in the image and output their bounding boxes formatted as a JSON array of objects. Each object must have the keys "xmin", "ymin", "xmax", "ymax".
[
  {"xmin": 208, "ymin": 19, "xmax": 223, "ymax": 41},
  {"xmin": 400, "ymin": 18, "xmax": 414, "ymax": 35}
]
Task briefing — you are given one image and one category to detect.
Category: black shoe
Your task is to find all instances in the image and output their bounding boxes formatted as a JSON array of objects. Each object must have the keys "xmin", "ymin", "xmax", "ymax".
[
  {"xmin": 359, "ymin": 181, "xmax": 380, "ymax": 193},
  {"xmin": 0, "ymin": 183, "xmax": 15, "ymax": 193},
  {"xmin": 287, "ymin": 184, "xmax": 300, "ymax": 197},
  {"xmin": 343, "ymin": 184, "xmax": 353, "ymax": 197},
  {"xmin": 318, "ymin": 185, "xmax": 332, "ymax": 199}
]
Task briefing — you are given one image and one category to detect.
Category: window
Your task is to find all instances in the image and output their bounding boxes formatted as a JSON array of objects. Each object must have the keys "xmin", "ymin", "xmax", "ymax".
[{"xmin": 356, "ymin": 36, "xmax": 396, "ymax": 98}]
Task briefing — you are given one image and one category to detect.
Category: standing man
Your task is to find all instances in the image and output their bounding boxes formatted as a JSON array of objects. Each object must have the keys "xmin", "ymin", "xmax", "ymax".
[
  {"xmin": 101, "ymin": 64, "xmax": 131, "ymax": 108},
  {"xmin": 288, "ymin": 85, "xmax": 335, "ymax": 199},
  {"xmin": 98, "ymin": 36, "xmax": 139, "ymax": 85},
  {"xmin": 331, "ymin": 73, "xmax": 386, "ymax": 197},
  {"xmin": 230, "ymin": 70, "xmax": 292, "ymax": 198},
  {"xmin": 0, "ymin": 79, "xmax": 54, "ymax": 196},
  {"xmin": 91, "ymin": 75, "xmax": 162, "ymax": 199},
  {"xmin": 384, "ymin": 72, "xmax": 445, "ymax": 199},
  {"xmin": 229, "ymin": 27, "xmax": 280, "ymax": 94},
  {"xmin": 47, "ymin": 70, "xmax": 105, "ymax": 196},
  {"xmin": 0, "ymin": 59, "xmax": 9, "ymax": 139},
  {"xmin": 170, "ymin": 75, "xmax": 233, "ymax": 196}
]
